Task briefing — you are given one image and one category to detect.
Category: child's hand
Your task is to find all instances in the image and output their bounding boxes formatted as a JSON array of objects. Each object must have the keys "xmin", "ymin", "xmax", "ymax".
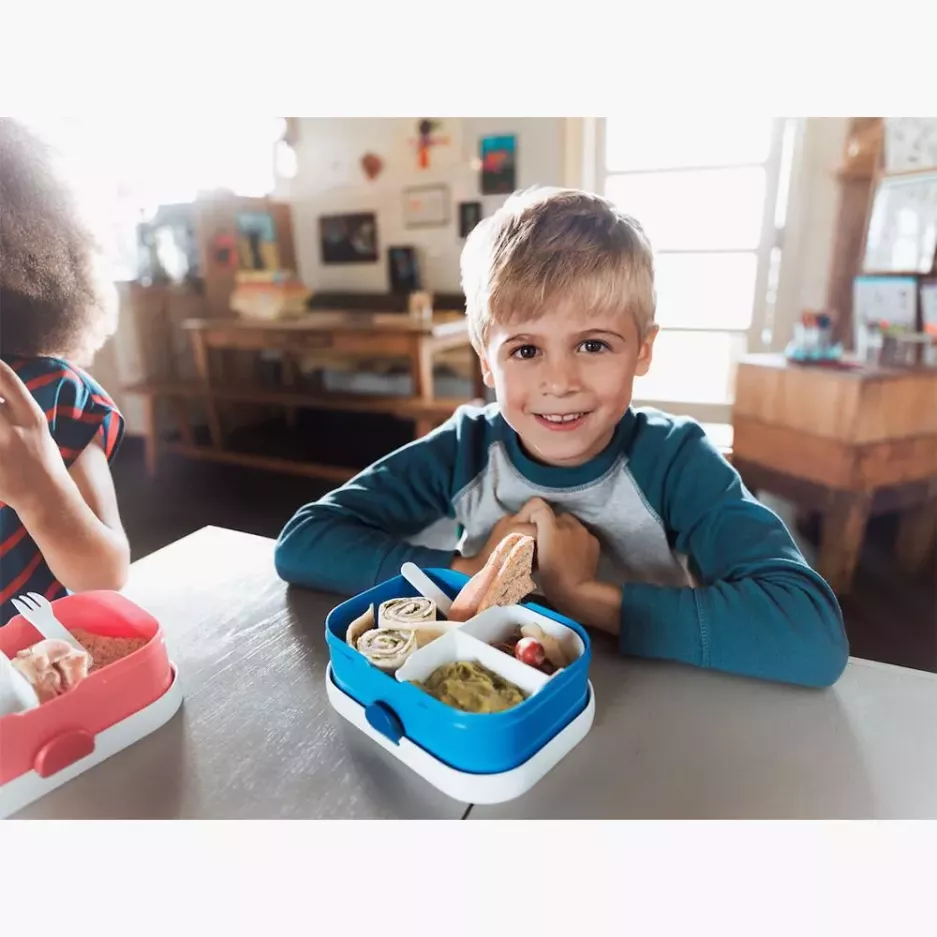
[
  {"xmin": 524, "ymin": 498, "xmax": 601, "ymax": 610},
  {"xmin": 0, "ymin": 360, "xmax": 69, "ymax": 511}
]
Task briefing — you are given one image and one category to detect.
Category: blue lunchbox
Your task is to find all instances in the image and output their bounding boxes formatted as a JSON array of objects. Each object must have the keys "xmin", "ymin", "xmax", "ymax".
[{"xmin": 325, "ymin": 568, "xmax": 594, "ymax": 783}]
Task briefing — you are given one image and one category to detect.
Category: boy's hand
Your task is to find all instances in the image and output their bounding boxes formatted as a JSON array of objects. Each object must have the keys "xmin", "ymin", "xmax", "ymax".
[
  {"xmin": 523, "ymin": 499, "xmax": 601, "ymax": 609},
  {"xmin": 522, "ymin": 498, "xmax": 621, "ymax": 635},
  {"xmin": 0, "ymin": 360, "xmax": 70, "ymax": 511},
  {"xmin": 451, "ymin": 506, "xmax": 537, "ymax": 577}
]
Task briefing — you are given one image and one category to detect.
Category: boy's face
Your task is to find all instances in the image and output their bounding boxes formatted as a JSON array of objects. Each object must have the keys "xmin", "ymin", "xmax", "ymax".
[{"xmin": 479, "ymin": 304, "xmax": 657, "ymax": 467}]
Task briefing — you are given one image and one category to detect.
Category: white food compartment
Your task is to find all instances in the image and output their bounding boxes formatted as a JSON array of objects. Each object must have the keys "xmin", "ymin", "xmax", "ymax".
[
  {"xmin": 458, "ymin": 604, "xmax": 585, "ymax": 667},
  {"xmin": 394, "ymin": 629, "xmax": 548, "ymax": 700}
]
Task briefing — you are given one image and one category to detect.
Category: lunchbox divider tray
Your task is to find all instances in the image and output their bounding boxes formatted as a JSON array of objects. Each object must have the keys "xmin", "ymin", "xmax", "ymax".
[
  {"xmin": 395, "ymin": 629, "xmax": 548, "ymax": 698},
  {"xmin": 458, "ymin": 605, "xmax": 585, "ymax": 661}
]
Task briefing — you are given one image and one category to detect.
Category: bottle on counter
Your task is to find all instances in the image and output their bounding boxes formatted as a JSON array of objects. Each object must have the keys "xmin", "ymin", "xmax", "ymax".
[
  {"xmin": 862, "ymin": 320, "xmax": 885, "ymax": 364},
  {"xmin": 816, "ymin": 312, "xmax": 833, "ymax": 354},
  {"xmin": 802, "ymin": 311, "xmax": 819, "ymax": 356}
]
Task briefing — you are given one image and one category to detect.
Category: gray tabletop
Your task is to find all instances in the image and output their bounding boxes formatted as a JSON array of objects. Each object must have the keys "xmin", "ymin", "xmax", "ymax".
[
  {"xmin": 14, "ymin": 527, "xmax": 937, "ymax": 820},
  {"xmin": 13, "ymin": 526, "xmax": 468, "ymax": 819},
  {"xmin": 470, "ymin": 635, "xmax": 937, "ymax": 819}
]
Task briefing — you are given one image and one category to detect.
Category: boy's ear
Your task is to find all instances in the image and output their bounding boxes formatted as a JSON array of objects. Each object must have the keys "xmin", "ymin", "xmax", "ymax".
[
  {"xmin": 634, "ymin": 325, "xmax": 659, "ymax": 378},
  {"xmin": 478, "ymin": 350, "xmax": 496, "ymax": 388}
]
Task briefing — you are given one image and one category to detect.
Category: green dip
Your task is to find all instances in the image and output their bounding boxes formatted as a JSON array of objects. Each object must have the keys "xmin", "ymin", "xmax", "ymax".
[{"xmin": 414, "ymin": 660, "xmax": 526, "ymax": 714}]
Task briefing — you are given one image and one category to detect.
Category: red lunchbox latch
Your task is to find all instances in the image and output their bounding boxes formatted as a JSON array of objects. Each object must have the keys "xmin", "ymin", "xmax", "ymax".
[{"xmin": 34, "ymin": 730, "xmax": 95, "ymax": 777}]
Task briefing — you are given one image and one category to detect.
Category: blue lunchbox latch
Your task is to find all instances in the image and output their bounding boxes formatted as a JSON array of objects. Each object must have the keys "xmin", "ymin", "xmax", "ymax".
[{"xmin": 365, "ymin": 701, "xmax": 404, "ymax": 745}]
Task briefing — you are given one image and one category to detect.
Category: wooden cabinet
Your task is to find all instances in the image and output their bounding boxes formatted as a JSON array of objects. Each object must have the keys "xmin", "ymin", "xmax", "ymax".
[{"xmin": 733, "ymin": 354, "xmax": 937, "ymax": 593}]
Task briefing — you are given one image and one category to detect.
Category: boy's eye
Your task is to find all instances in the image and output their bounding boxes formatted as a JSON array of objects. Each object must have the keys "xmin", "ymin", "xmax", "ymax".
[
  {"xmin": 510, "ymin": 344, "xmax": 540, "ymax": 360},
  {"xmin": 579, "ymin": 339, "xmax": 609, "ymax": 354}
]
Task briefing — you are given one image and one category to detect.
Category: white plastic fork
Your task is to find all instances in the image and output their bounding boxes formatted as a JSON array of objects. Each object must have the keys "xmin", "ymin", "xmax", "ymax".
[{"xmin": 11, "ymin": 593, "xmax": 86, "ymax": 653}]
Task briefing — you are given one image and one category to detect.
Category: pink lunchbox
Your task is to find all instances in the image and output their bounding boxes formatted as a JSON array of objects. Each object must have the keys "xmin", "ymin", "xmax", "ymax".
[{"xmin": 0, "ymin": 591, "xmax": 183, "ymax": 817}]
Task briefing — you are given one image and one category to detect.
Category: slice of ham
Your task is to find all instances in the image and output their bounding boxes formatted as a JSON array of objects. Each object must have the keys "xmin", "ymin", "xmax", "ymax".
[{"xmin": 11, "ymin": 639, "xmax": 92, "ymax": 704}]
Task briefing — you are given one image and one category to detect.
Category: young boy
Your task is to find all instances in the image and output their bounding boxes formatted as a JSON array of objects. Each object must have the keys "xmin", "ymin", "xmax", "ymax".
[{"xmin": 276, "ymin": 187, "xmax": 848, "ymax": 688}]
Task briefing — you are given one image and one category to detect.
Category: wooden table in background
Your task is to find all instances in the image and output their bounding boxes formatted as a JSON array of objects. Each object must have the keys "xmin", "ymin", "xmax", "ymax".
[
  {"xmin": 732, "ymin": 354, "xmax": 937, "ymax": 594},
  {"xmin": 125, "ymin": 311, "xmax": 484, "ymax": 481}
]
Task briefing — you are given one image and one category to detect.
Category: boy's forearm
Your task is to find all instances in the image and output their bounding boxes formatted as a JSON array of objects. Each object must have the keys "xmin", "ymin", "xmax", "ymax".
[
  {"xmin": 615, "ymin": 571, "xmax": 848, "ymax": 688},
  {"xmin": 276, "ymin": 503, "xmax": 455, "ymax": 594},
  {"xmin": 14, "ymin": 468, "xmax": 129, "ymax": 593},
  {"xmin": 552, "ymin": 566, "xmax": 846, "ymax": 689},
  {"xmin": 275, "ymin": 417, "xmax": 466, "ymax": 594}
]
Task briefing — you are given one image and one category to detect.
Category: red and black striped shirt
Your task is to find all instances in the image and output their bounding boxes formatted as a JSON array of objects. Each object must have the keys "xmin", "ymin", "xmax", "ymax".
[{"xmin": 0, "ymin": 356, "xmax": 124, "ymax": 625}]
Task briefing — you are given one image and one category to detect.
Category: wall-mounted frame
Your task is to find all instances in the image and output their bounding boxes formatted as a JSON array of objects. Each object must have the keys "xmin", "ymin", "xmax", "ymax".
[
  {"xmin": 403, "ymin": 184, "xmax": 450, "ymax": 228},
  {"xmin": 862, "ymin": 171, "xmax": 937, "ymax": 276},
  {"xmin": 319, "ymin": 212, "xmax": 379, "ymax": 264}
]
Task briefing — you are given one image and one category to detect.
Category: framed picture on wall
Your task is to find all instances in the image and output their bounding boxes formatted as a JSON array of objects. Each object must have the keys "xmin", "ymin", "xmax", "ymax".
[
  {"xmin": 236, "ymin": 211, "xmax": 280, "ymax": 271},
  {"xmin": 403, "ymin": 184, "xmax": 450, "ymax": 228},
  {"xmin": 458, "ymin": 201, "xmax": 483, "ymax": 238},
  {"xmin": 480, "ymin": 134, "xmax": 517, "ymax": 195},
  {"xmin": 863, "ymin": 172, "xmax": 937, "ymax": 275},
  {"xmin": 884, "ymin": 118, "xmax": 937, "ymax": 174},
  {"xmin": 921, "ymin": 280, "xmax": 937, "ymax": 336},
  {"xmin": 388, "ymin": 246, "xmax": 422, "ymax": 294},
  {"xmin": 853, "ymin": 275, "xmax": 918, "ymax": 331},
  {"xmin": 319, "ymin": 212, "xmax": 379, "ymax": 264}
]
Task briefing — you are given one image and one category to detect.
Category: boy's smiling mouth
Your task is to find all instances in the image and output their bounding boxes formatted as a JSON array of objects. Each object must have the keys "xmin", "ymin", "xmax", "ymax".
[{"xmin": 532, "ymin": 411, "xmax": 592, "ymax": 430}]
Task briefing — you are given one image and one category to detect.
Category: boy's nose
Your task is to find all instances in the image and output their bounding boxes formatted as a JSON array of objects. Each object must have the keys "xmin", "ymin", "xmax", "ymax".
[{"xmin": 541, "ymin": 356, "xmax": 581, "ymax": 396}]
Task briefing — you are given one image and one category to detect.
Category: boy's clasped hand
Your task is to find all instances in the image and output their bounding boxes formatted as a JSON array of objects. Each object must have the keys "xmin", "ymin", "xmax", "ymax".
[{"xmin": 460, "ymin": 497, "xmax": 604, "ymax": 628}]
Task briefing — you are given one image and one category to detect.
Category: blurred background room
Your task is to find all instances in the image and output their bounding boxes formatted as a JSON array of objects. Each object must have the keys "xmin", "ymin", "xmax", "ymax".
[{"xmin": 23, "ymin": 115, "xmax": 937, "ymax": 672}]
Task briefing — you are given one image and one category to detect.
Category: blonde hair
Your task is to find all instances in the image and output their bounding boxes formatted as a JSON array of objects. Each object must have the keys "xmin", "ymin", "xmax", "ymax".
[{"xmin": 460, "ymin": 186, "xmax": 656, "ymax": 350}]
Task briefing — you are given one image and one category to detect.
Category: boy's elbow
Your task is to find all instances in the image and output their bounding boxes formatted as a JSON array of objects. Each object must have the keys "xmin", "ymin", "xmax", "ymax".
[
  {"xmin": 274, "ymin": 507, "xmax": 313, "ymax": 585},
  {"xmin": 816, "ymin": 611, "xmax": 850, "ymax": 687},
  {"xmin": 740, "ymin": 573, "xmax": 849, "ymax": 689},
  {"xmin": 274, "ymin": 505, "xmax": 367, "ymax": 594},
  {"xmin": 802, "ymin": 632, "xmax": 849, "ymax": 688},
  {"xmin": 274, "ymin": 519, "xmax": 330, "ymax": 590},
  {"xmin": 274, "ymin": 534, "xmax": 307, "ymax": 586},
  {"xmin": 795, "ymin": 586, "xmax": 850, "ymax": 688}
]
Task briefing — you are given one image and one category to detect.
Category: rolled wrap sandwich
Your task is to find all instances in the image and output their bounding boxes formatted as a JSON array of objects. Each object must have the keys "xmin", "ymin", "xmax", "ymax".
[
  {"xmin": 356, "ymin": 628, "xmax": 418, "ymax": 673},
  {"xmin": 378, "ymin": 597, "xmax": 441, "ymax": 646},
  {"xmin": 346, "ymin": 598, "xmax": 443, "ymax": 670},
  {"xmin": 448, "ymin": 532, "xmax": 537, "ymax": 622},
  {"xmin": 378, "ymin": 597, "xmax": 436, "ymax": 630},
  {"xmin": 346, "ymin": 607, "xmax": 376, "ymax": 648}
]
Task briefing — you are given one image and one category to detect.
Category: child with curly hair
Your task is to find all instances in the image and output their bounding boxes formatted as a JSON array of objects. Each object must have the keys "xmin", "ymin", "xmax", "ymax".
[{"xmin": 0, "ymin": 118, "xmax": 129, "ymax": 624}]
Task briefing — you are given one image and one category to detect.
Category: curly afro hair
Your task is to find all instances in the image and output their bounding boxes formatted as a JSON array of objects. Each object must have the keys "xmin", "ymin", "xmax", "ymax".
[{"xmin": 0, "ymin": 118, "xmax": 117, "ymax": 363}]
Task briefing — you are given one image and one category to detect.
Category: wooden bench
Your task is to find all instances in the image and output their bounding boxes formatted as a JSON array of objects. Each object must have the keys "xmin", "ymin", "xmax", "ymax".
[
  {"xmin": 123, "ymin": 308, "xmax": 482, "ymax": 479},
  {"xmin": 125, "ymin": 378, "xmax": 471, "ymax": 477}
]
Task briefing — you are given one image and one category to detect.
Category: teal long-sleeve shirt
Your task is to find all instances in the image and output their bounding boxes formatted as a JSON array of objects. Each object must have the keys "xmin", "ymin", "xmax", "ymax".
[{"xmin": 276, "ymin": 404, "xmax": 848, "ymax": 688}]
